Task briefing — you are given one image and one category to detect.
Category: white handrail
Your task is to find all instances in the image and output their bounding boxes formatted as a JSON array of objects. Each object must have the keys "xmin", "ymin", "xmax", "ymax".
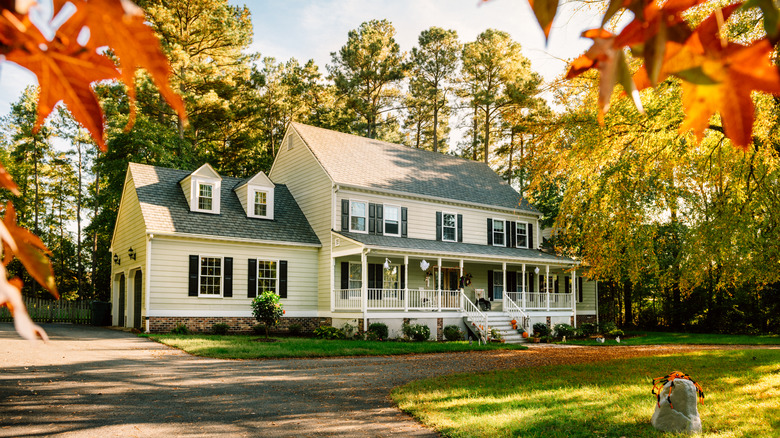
[
  {"xmin": 461, "ymin": 291, "xmax": 489, "ymax": 344},
  {"xmin": 504, "ymin": 294, "xmax": 530, "ymax": 333}
]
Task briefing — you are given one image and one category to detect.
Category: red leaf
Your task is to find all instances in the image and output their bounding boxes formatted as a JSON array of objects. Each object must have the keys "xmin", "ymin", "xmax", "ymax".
[{"xmin": 2, "ymin": 203, "xmax": 58, "ymax": 298}]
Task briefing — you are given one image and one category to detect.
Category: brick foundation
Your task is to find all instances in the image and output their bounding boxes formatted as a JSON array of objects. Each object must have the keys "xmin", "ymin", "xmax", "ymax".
[
  {"xmin": 148, "ymin": 316, "xmax": 331, "ymax": 334},
  {"xmin": 576, "ymin": 314, "xmax": 597, "ymax": 326},
  {"xmin": 436, "ymin": 318, "xmax": 443, "ymax": 341}
]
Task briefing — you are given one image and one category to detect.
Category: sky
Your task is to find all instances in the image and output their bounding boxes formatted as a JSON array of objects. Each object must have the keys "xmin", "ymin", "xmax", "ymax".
[{"xmin": 0, "ymin": 0, "xmax": 604, "ymax": 118}]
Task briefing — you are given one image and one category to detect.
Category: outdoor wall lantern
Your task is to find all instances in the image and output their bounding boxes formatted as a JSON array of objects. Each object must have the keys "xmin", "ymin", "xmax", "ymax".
[
  {"xmin": 128, "ymin": 247, "xmax": 136, "ymax": 260},
  {"xmin": 113, "ymin": 254, "xmax": 121, "ymax": 265}
]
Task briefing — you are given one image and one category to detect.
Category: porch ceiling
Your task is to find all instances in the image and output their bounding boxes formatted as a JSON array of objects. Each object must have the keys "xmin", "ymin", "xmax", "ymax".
[{"xmin": 332, "ymin": 231, "xmax": 576, "ymax": 265}]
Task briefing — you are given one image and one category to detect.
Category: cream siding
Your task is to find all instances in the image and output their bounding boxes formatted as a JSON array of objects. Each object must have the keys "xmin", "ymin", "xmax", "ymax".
[
  {"xmin": 235, "ymin": 184, "xmax": 249, "ymax": 214},
  {"xmin": 111, "ymin": 169, "xmax": 149, "ymax": 327},
  {"xmin": 576, "ymin": 278, "xmax": 598, "ymax": 313},
  {"xmin": 148, "ymin": 237, "xmax": 318, "ymax": 313},
  {"xmin": 269, "ymin": 129, "xmax": 335, "ymax": 313},
  {"xmin": 179, "ymin": 174, "xmax": 192, "ymax": 208},
  {"xmin": 335, "ymin": 190, "xmax": 540, "ymax": 247}
]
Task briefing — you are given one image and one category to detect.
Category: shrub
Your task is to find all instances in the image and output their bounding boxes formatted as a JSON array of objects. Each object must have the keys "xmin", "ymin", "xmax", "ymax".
[
  {"xmin": 288, "ymin": 323, "xmax": 303, "ymax": 336},
  {"xmin": 599, "ymin": 321, "xmax": 617, "ymax": 334},
  {"xmin": 251, "ymin": 291, "xmax": 284, "ymax": 339},
  {"xmin": 170, "ymin": 323, "xmax": 189, "ymax": 335},
  {"xmin": 490, "ymin": 328, "xmax": 502, "ymax": 341},
  {"xmin": 608, "ymin": 328, "xmax": 625, "ymax": 338},
  {"xmin": 367, "ymin": 322, "xmax": 389, "ymax": 341},
  {"xmin": 554, "ymin": 323, "xmax": 575, "ymax": 339},
  {"xmin": 211, "ymin": 323, "xmax": 230, "ymax": 335},
  {"xmin": 341, "ymin": 322, "xmax": 359, "ymax": 339},
  {"xmin": 402, "ymin": 322, "xmax": 430, "ymax": 342},
  {"xmin": 313, "ymin": 326, "xmax": 344, "ymax": 340},
  {"xmin": 443, "ymin": 325, "xmax": 464, "ymax": 342},
  {"xmin": 532, "ymin": 322, "xmax": 550, "ymax": 337},
  {"xmin": 580, "ymin": 322, "xmax": 598, "ymax": 337}
]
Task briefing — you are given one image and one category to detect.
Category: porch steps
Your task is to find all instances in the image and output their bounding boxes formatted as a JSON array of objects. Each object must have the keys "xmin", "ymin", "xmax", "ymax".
[{"xmin": 463, "ymin": 312, "xmax": 528, "ymax": 344}]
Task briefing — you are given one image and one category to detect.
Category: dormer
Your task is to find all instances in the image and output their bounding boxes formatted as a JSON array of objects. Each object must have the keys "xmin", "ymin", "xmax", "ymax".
[
  {"xmin": 234, "ymin": 170, "xmax": 275, "ymax": 220},
  {"xmin": 180, "ymin": 163, "xmax": 222, "ymax": 214}
]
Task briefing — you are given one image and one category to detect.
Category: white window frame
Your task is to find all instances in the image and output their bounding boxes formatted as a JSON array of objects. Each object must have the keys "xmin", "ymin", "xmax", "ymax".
[
  {"xmin": 492, "ymin": 218, "xmax": 506, "ymax": 247},
  {"xmin": 516, "ymin": 221, "xmax": 529, "ymax": 249},
  {"xmin": 492, "ymin": 270, "xmax": 504, "ymax": 300},
  {"xmin": 256, "ymin": 259, "xmax": 279, "ymax": 295},
  {"xmin": 198, "ymin": 255, "xmax": 223, "ymax": 298},
  {"xmin": 191, "ymin": 177, "xmax": 221, "ymax": 214},
  {"xmin": 248, "ymin": 187, "xmax": 274, "ymax": 219},
  {"xmin": 383, "ymin": 263, "xmax": 401, "ymax": 298},
  {"xmin": 442, "ymin": 212, "xmax": 457, "ymax": 242},
  {"xmin": 348, "ymin": 262, "xmax": 362, "ymax": 298},
  {"xmin": 349, "ymin": 200, "xmax": 368, "ymax": 234},
  {"xmin": 383, "ymin": 204, "xmax": 401, "ymax": 236}
]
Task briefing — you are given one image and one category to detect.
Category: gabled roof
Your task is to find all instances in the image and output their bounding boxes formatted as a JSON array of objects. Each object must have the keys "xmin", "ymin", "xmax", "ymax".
[
  {"xmin": 234, "ymin": 170, "xmax": 274, "ymax": 190},
  {"xmin": 185, "ymin": 163, "xmax": 221, "ymax": 180},
  {"xmin": 333, "ymin": 231, "xmax": 574, "ymax": 265},
  {"xmin": 289, "ymin": 122, "xmax": 537, "ymax": 213},
  {"xmin": 128, "ymin": 163, "xmax": 320, "ymax": 246}
]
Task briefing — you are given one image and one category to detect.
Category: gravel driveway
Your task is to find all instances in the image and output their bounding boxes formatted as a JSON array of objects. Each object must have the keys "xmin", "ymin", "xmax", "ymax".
[{"xmin": 0, "ymin": 323, "xmax": 746, "ymax": 437}]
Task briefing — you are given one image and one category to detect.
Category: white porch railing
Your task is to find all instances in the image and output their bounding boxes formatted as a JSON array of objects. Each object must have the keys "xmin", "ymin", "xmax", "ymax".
[
  {"xmin": 366, "ymin": 289, "xmax": 405, "ymax": 309},
  {"xmin": 503, "ymin": 294, "xmax": 530, "ymax": 331},
  {"xmin": 505, "ymin": 292, "xmax": 574, "ymax": 310},
  {"xmin": 461, "ymin": 291, "xmax": 488, "ymax": 344},
  {"xmin": 334, "ymin": 288, "xmax": 362, "ymax": 310}
]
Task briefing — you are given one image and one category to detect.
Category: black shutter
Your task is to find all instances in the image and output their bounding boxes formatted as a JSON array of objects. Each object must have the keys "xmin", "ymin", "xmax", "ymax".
[
  {"xmin": 554, "ymin": 276, "xmax": 559, "ymax": 294},
  {"xmin": 528, "ymin": 272, "xmax": 534, "ymax": 292},
  {"xmin": 223, "ymin": 257, "xmax": 233, "ymax": 297},
  {"xmin": 509, "ymin": 222, "xmax": 517, "ymax": 248},
  {"xmin": 436, "ymin": 211, "xmax": 442, "ymax": 241},
  {"xmin": 539, "ymin": 275, "xmax": 545, "ymax": 293},
  {"xmin": 401, "ymin": 207, "xmax": 408, "ymax": 237},
  {"xmin": 368, "ymin": 263, "xmax": 376, "ymax": 289},
  {"xmin": 341, "ymin": 200, "xmax": 349, "ymax": 231},
  {"xmin": 368, "ymin": 203, "xmax": 376, "ymax": 234},
  {"xmin": 279, "ymin": 260, "xmax": 288, "ymax": 298},
  {"xmin": 188, "ymin": 255, "xmax": 199, "ymax": 296},
  {"xmin": 507, "ymin": 271, "xmax": 517, "ymax": 293},
  {"xmin": 457, "ymin": 214, "xmax": 463, "ymax": 242},
  {"xmin": 400, "ymin": 265, "xmax": 405, "ymax": 289},
  {"xmin": 487, "ymin": 219, "xmax": 493, "ymax": 245},
  {"xmin": 340, "ymin": 262, "xmax": 349, "ymax": 289},
  {"xmin": 376, "ymin": 205, "xmax": 383, "ymax": 236},
  {"xmin": 578, "ymin": 277, "xmax": 584, "ymax": 302},
  {"xmin": 248, "ymin": 259, "xmax": 257, "ymax": 298},
  {"xmin": 487, "ymin": 270, "xmax": 494, "ymax": 300},
  {"xmin": 565, "ymin": 277, "xmax": 570, "ymax": 294},
  {"xmin": 528, "ymin": 223, "xmax": 534, "ymax": 248}
]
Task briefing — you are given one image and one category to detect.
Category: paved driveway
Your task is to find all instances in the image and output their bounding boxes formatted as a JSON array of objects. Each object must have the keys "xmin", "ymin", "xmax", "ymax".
[{"xmin": 0, "ymin": 324, "xmax": 732, "ymax": 438}]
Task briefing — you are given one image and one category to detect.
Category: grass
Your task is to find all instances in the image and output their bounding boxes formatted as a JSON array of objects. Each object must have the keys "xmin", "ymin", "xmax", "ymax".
[
  {"xmin": 566, "ymin": 331, "xmax": 780, "ymax": 346},
  {"xmin": 391, "ymin": 349, "xmax": 780, "ymax": 437},
  {"xmin": 143, "ymin": 334, "xmax": 527, "ymax": 359}
]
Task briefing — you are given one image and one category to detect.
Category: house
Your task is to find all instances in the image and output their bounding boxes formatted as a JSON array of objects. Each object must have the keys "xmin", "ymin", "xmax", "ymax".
[{"xmin": 110, "ymin": 123, "xmax": 598, "ymax": 339}]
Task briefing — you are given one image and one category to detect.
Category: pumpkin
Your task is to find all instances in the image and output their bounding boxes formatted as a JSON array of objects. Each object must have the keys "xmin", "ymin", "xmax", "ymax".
[
  {"xmin": 510, "ymin": 319, "xmax": 517, "ymax": 325},
  {"xmin": 522, "ymin": 331, "xmax": 529, "ymax": 338}
]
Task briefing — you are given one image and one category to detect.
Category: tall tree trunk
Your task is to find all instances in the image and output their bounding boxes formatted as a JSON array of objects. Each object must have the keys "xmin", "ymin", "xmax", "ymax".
[
  {"xmin": 471, "ymin": 105, "xmax": 478, "ymax": 161},
  {"xmin": 623, "ymin": 280, "xmax": 633, "ymax": 327},
  {"xmin": 92, "ymin": 167, "xmax": 100, "ymax": 300},
  {"xmin": 432, "ymin": 100, "xmax": 439, "ymax": 153},
  {"xmin": 483, "ymin": 106, "xmax": 491, "ymax": 165},
  {"xmin": 507, "ymin": 130, "xmax": 515, "ymax": 185},
  {"xmin": 77, "ymin": 142, "xmax": 83, "ymax": 299},
  {"xmin": 33, "ymin": 137, "xmax": 39, "ymax": 297}
]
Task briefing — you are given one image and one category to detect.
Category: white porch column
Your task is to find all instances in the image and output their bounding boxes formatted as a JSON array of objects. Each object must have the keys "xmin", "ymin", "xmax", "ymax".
[
  {"xmin": 437, "ymin": 257, "xmax": 442, "ymax": 311},
  {"xmin": 459, "ymin": 259, "xmax": 464, "ymax": 311},
  {"xmin": 330, "ymin": 256, "xmax": 335, "ymax": 312},
  {"xmin": 572, "ymin": 268, "xmax": 577, "ymax": 325},
  {"xmin": 404, "ymin": 255, "xmax": 409, "ymax": 312},
  {"xmin": 501, "ymin": 262, "xmax": 506, "ymax": 304},
  {"xmin": 522, "ymin": 263, "xmax": 526, "ymax": 309},
  {"xmin": 361, "ymin": 251, "xmax": 368, "ymax": 314},
  {"xmin": 545, "ymin": 265, "xmax": 550, "ymax": 311}
]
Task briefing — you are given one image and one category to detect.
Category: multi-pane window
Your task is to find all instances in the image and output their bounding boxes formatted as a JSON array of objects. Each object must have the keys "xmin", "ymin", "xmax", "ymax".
[
  {"xmin": 384, "ymin": 205, "xmax": 400, "ymax": 236},
  {"xmin": 350, "ymin": 201, "xmax": 367, "ymax": 232},
  {"xmin": 349, "ymin": 263, "xmax": 362, "ymax": 290},
  {"xmin": 254, "ymin": 191, "xmax": 267, "ymax": 217},
  {"xmin": 257, "ymin": 260, "xmax": 277, "ymax": 294},
  {"xmin": 493, "ymin": 271, "xmax": 504, "ymax": 300},
  {"xmin": 516, "ymin": 221, "xmax": 528, "ymax": 248},
  {"xmin": 198, "ymin": 183, "xmax": 213, "ymax": 211},
  {"xmin": 492, "ymin": 219, "xmax": 505, "ymax": 246},
  {"xmin": 442, "ymin": 213, "xmax": 457, "ymax": 242},
  {"xmin": 199, "ymin": 256, "xmax": 222, "ymax": 295}
]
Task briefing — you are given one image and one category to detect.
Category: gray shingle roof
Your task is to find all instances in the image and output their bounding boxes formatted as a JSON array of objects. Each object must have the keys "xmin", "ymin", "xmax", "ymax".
[
  {"xmin": 334, "ymin": 231, "xmax": 574, "ymax": 264},
  {"xmin": 129, "ymin": 163, "xmax": 320, "ymax": 246},
  {"xmin": 291, "ymin": 123, "xmax": 538, "ymax": 213}
]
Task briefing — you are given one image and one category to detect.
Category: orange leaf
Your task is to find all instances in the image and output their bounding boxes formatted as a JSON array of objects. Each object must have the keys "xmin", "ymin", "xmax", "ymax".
[
  {"xmin": 2, "ymin": 203, "xmax": 58, "ymax": 297},
  {"xmin": 56, "ymin": 0, "xmax": 186, "ymax": 127},
  {"xmin": 527, "ymin": 0, "xmax": 559, "ymax": 40},
  {"xmin": 0, "ymin": 162, "xmax": 20, "ymax": 196}
]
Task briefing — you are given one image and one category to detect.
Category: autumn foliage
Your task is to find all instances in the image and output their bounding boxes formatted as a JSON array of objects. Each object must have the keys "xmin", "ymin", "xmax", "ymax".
[
  {"xmin": 0, "ymin": 0, "xmax": 184, "ymax": 340},
  {"xmin": 524, "ymin": 0, "xmax": 780, "ymax": 151}
]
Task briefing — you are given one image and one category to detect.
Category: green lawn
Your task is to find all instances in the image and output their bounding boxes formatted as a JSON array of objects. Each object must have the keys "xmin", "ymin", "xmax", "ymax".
[
  {"xmin": 392, "ymin": 349, "xmax": 780, "ymax": 437},
  {"xmin": 565, "ymin": 331, "xmax": 780, "ymax": 346},
  {"xmin": 144, "ymin": 334, "xmax": 527, "ymax": 359}
]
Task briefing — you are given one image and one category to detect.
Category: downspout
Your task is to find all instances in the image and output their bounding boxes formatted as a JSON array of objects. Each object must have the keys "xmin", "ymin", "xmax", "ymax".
[{"xmin": 145, "ymin": 234, "xmax": 153, "ymax": 333}]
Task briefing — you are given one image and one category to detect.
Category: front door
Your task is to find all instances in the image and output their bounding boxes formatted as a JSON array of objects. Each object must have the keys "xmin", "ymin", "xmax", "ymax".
[
  {"xmin": 133, "ymin": 271, "xmax": 143, "ymax": 329},
  {"xmin": 118, "ymin": 273, "xmax": 126, "ymax": 327}
]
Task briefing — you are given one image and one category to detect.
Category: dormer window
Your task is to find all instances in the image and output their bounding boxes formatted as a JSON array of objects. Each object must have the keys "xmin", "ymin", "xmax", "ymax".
[
  {"xmin": 198, "ymin": 183, "xmax": 214, "ymax": 211},
  {"xmin": 235, "ymin": 170, "xmax": 275, "ymax": 220},
  {"xmin": 252, "ymin": 189, "xmax": 270, "ymax": 218}
]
